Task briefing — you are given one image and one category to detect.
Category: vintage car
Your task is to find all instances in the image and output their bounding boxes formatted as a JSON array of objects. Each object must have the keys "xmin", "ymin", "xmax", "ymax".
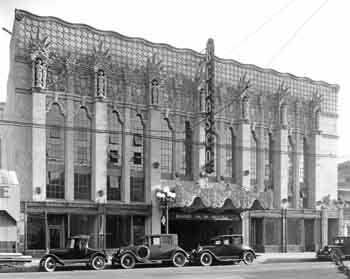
[
  {"xmin": 39, "ymin": 235, "xmax": 108, "ymax": 272},
  {"xmin": 316, "ymin": 236, "xmax": 350, "ymax": 260},
  {"xmin": 111, "ymin": 234, "xmax": 190, "ymax": 269},
  {"xmin": 191, "ymin": 234, "xmax": 256, "ymax": 266}
]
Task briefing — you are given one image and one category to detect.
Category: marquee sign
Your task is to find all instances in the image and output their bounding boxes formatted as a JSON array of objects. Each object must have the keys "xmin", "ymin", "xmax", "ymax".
[{"xmin": 205, "ymin": 39, "xmax": 215, "ymax": 174}]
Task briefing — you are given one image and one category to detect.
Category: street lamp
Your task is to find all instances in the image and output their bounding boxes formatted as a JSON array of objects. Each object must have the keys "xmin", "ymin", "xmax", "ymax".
[{"xmin": 155, "ymin": 187, "xmax": 176, "ymax": 234}]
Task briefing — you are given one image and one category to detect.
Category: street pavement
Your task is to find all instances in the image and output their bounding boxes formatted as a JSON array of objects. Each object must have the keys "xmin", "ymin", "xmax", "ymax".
[{"xmin": 0, "ymin": 262, "xmax": 344, "ymax": 279}]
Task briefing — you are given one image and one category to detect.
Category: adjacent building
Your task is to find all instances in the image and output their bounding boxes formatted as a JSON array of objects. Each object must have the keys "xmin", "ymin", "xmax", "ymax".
[{"xmin": 3, "ymin": 9, "xmax": 340, "ymax": 255}]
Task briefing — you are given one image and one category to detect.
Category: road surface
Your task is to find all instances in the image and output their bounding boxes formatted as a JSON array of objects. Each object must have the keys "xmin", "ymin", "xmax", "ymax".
[{"xmin": 0, "ymin": 261, "xmax": 344, "ymax": 279}]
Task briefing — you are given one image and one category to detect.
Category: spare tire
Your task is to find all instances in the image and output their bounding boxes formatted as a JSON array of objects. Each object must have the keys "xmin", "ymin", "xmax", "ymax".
[{"xmin": 136, "ymin": 245, "xmax": 150, "ymax": 259}]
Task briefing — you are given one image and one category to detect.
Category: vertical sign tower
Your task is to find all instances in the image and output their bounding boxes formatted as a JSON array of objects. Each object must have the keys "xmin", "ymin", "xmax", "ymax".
[{"xmin": 205, "ymin": 38, "xmax": 215, "ymax": 174}]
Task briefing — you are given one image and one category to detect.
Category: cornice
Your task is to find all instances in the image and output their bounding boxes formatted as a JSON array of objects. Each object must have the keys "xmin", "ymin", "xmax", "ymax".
[{"xmin": 15, "ymin": 9, "xmax": 339, "ymax": 92}]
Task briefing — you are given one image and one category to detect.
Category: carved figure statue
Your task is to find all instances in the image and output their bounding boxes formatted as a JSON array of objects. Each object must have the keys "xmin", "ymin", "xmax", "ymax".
[
  {"xmin": 97, "ymin": 69, "xmax": 105, "ymax": 97},
  {"xmin": 34, "ymin": 58, "xmax": 44, "ymax": 88},
  {"xmin": 151, "ymin": 79, "xmax": 159, "ymax": 104},
  {"xmin": 242, "ymin": 96, "xmax": 249, "ymax": 120}
]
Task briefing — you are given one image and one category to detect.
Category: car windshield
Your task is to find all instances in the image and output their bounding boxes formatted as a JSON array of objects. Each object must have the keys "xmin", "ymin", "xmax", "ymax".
[
  {"xmin": 212, "ymin": 239, "xmax": 223, "ymax": 246},
  {"xmin": 66, "ymin": 239, "xmax": 74, "ymax": 249}
]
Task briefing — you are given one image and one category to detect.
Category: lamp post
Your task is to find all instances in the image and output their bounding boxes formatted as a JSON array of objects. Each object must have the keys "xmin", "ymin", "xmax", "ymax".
[{"xmin": 155, "ymin": 187, "xmax": 176, "ymax": 234}]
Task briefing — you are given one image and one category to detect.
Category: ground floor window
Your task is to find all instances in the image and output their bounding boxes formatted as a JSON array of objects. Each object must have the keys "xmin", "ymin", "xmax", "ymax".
[
  {"xmin": 130, "ymin": 175, "xmax": 145, "ymax": 202},
  {"xmin": 106, "ymin": 215, "xmax": 146, "ymax": 248},
  {"xmin": 27, "ymin": 213, "xmax": 45, "ymax": 250}
]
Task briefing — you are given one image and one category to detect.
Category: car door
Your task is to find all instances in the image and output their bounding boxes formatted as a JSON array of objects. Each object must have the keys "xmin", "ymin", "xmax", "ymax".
[
  {"xmin": 228, "ymin": 237, "xmax": 244, "ymax": 259},
  {"xmin": 149, "ymin": 236, "xmax": 163, "ymax": 260}
]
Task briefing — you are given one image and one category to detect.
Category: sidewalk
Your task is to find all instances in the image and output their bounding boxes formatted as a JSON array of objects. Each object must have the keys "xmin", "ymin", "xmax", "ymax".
[{"xmin": 255, "ymin": 252, "xmax": 319, "ymax": 264}]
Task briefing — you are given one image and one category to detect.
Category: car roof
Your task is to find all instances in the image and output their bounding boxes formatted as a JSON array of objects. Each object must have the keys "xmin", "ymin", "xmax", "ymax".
[
  {"xmin": 70, "ymin": 235, "xmax": 90, "ymax": 240},
  {"xmin": 210, "ymin": 234, "xmax": 242, "ymax": 240}
]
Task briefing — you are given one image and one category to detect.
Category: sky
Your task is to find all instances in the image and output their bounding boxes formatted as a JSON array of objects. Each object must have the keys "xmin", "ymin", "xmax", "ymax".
[{"xmin": 0, "ymin": 0, "xmax": 349, "ymax": 161}]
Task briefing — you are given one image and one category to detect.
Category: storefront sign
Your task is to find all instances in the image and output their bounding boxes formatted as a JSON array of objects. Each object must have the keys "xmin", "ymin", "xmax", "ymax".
[
  {"xmin": 175, "ymin": 213, "xmax": 240, "ymax": 222},
  {"xmin": 205, "ymin": 38, "xmax": 215, "ymax": 174}
]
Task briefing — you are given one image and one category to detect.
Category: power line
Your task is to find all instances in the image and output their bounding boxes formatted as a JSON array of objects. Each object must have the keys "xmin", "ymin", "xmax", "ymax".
[
  {"xmin": 266, "ymin": 0, "xmax": 329, "ymax": 66},
  {"xmin": 225, "ymin": 0, "xmax": 297, "ymax": 55}
]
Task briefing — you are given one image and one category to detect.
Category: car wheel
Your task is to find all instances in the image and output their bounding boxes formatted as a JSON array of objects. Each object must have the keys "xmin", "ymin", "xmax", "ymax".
[
  {"xmin": 120, "ymin": 254, "xmax": 136, "ymax": 269},
  {"xmin": 199, "ymin": 252, "xmax": 213, "ymax": 266},
  {"xmin": 91, "ymin": 255, "xmax": 106, "ymax": 270},
  {"xmin": 43, "ymin": 256, "xmax": 56, "ymax": 272},
  {"xmin": 242, "ymin": 251, "xmax": 254, "ymax": 265},
  {"xmin": 172, "ymin": 252, "xmax": 187, "ymax": 267}
]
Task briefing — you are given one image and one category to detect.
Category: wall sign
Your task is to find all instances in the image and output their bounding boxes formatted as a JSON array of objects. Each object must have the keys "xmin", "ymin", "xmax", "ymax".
[{"xmin": 205, "ymin": 38, "xmax": 215, "ymax": 174}]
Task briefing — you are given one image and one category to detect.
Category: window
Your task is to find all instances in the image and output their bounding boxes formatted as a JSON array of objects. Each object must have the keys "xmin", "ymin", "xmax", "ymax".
[
  {"xmin": 46, "ymin": 167, "xmax": 64, "ymax": 199},
  {"xmin": 74, "ymin": 173, "xmax": 91, "ymax": 200},
  {"xmin": 107, "ymin": 174, "xmax": 121, "ymax": 201},
  {"xmin": 46, "ymin": 104, "xmax": 65, "ymax": 199},
  {"xmin": 264, "ymin": 130, "xmax": 273, "ymax": 190},
  {"xmin": 152, "ymin": 237, "xmax": 160, "ymax": 245},
  {"xmin": 109, "ymin": 150, "xmax": 119, "ymax": 164},
  {"xmin": 133, "ymin": 216, "xmax": 145, "ymax": 245},
  {"xmin": 27, "ymin": 213, "xmax": 45, "ymax": 249},
  {"xmin": 301, "ymin": 137, "xmax": 308, "ymax": 208},
  {"xmin": 250, "ymin": 131, "xmax": 258, "ymax": 187},
  {"xmin": 74, "ymin": 108, "xmax": 92, "ymax": 200},
  {"xmin": 161, "ymin": 119, "xmax": 173, "ymax": 178},
  {"xmin": 222, "ymin": 126, "xmax": 235, "ymax": 180},
  {"xmin": 130, "ymin": 114, "xmax": 145, "ymax": 202}
]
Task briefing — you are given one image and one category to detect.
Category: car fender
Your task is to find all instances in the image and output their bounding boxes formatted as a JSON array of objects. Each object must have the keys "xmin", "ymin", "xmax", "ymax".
[
  {"xmin": 41, "ymin": 254, "xmax": 64, "ymax": 266},
  {"xmin": 171, "ymin": 248, "xmax": 190, "ymax": 260},
  {"xmin": 198, "ymin": 249, "xmax": 221, "ymax": 261},
  {"xmin": 118, "ymin": 250, "xmax": 144, "ymax": 263},
  {"xmin": 89, "ymin": 252, "xmax": 108, "ymax": 263}
]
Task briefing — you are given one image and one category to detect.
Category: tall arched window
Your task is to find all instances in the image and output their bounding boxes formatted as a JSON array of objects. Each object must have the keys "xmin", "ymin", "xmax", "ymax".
[
  {"xmin": 161, "ymin": 118, "xmax": 173, "ymax": 179},
  {"xmin": 107, "ymin": 111, "xmax": 123, "ymax": 201},
  {"xmin": 222, "ymin": 126, "xmax": 235, "ymax": 181},
  {"xmin": 178, "ymin": 120, "xmax": 192, "ymax": 178},
  {"xmin": 130, "ymin": 113, "xmax": 145, "ymax": 202},
  {"xmin": 46, "ymin": 104, "xmax": 65, "ymax": 199},
  {"xmin": 264, "ymin": 129, "xmax": 273, "ymax": 190},
  {"xmin": 287, "ymin": 136, "xmax": 294, "ymax": 199},
  {"xmin": 74, "ymin": 107, "xmax": 92, "ymax": 200},
  {"xmin": 301, "ymin": 136, "xmax": 308, "ymax": 208},
  {"xmin": 250, "ymin": 131, "xmax": 258, "ymax": 187}
]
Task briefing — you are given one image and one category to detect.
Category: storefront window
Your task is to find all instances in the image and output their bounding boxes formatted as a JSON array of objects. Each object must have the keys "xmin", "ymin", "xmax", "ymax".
[
  {"xmin": 133, "ymin": 216, "xmax": 145, "ymax": 245},
  {"xmin": 27, "ymin": 213, "xmax": 45, "ymax": 249},
  {"xmin": 106, "ymin": 215, "xmax": 131, "ymax": 248}
]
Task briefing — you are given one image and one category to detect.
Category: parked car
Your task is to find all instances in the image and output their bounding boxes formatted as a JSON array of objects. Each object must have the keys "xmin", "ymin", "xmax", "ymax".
[
  {"xmin": 39, "ymin": 235, "xmax": 108, "ymax": 272},
  {"xmin": 190, "ymin": 234, "xmax": 256, "ymax": 266},
  {"xmin": 316, "ymin": 236, "xmax": 350, "ymax": 260},
  {"xmin": 111, "ymin": 234, "xmax": 189, "ymax": 269}
]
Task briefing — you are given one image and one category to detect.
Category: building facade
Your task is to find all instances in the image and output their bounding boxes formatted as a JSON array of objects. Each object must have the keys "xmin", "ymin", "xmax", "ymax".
[{"xmin": 4, "ymin": 10, "xmax": 340, "ymax": 254}]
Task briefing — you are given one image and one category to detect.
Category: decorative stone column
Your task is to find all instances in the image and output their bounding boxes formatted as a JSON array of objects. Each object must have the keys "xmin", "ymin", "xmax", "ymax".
[
  {"xmin": 321, "ymin": 208, "xmax": 328, "ymax": 246},
  {"xmin": 92, "ymin": 99, "xmax": 108, "ymax": 203},
  {"xmin": 242, "ymin": 211, "xmax": 250, "ymax": 246},
  {"xmin": 273, "ymin": 128, "xmax": 289, "ymax": 209},
  {"xmin": 338, "ymin": 204, "xmax": 345, "ymax": 236},
  {"xmin": 32, "ymin": 91, "xmax": 46, "ymax": 201},
  {"xmin": 308, "ymin": 132, "xmax": 320, "ymax": 208},
  {"xmin": 147, "ymin": 105, "xmax": 162, "ymax": 234},
  {"xmin": 65, "ymin": 99, "xmax": 75, "ymax": 201},
  {"xmin": 236, "ymin": 121, "xmax": 251, "ymax": 190}
]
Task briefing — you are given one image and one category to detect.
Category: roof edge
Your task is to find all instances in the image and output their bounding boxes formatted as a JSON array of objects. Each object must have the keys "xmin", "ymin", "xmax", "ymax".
[{"xmin": 15, "ymin": 9, "xmax": 340, "ymax": 91}]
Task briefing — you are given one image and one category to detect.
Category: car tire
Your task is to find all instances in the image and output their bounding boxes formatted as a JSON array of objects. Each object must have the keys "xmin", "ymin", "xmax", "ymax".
[
  {"xmin": 91, "ymin": 255, "xmax": 106, "ymax": 270},
  {"xmin": 242, "ymin": 251, "xmax": 254, "ymax": 265},
  {"xmin": 120, "ymin": 253, "xmax": 136, "ymax": 269},
  {"xmin": 172, "ymin": 251, "xmax": 187, "ymax": 267},
  {"xmin": 199, "ymin": 252, "xmax": 213, "ymax": 266},
  {"xmin": 43, "ymin": 256, "xmax": 56, "ymax": 272}
]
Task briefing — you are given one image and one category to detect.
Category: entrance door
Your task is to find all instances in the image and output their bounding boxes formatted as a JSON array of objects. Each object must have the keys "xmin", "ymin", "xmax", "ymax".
[
  {"xmin": 250, "ymin": 218, "xmax": 263, "ymax": 252},
  {"xmin": 304, "ymin": 219, "xmax": 315, "ymax": 251},
  {"xmin": 49, "ymin": 226, "xmax": 64, "ymax": 249}
]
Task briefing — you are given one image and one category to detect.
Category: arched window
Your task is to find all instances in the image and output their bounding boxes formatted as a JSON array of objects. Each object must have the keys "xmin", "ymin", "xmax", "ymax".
[
  {"xmin": 287, "ymin": 136, "xmax": 294, "ymax": 199},
  {"xmin": 300, "ymin": 136, "xmax": 308, "ymax": 208},
  {"xmin": 46, "ymin": 104, "xmax": 65, "ymax": 199},
  {"xmin": 222, "ymin": 126, "xmax": 235, "ymax": 181},
  {"xmin": 74, "ymin": 107, "xmax": 92, "ymax": 200},
  {"xmin": 178, "ymin": 120, "xmax": 192, "ymax": 178},
  {"xmin": 130, "ymin": 113, "xmax": 145, "ymax": 202},
  {"xmin": 250, "ymin": 131, "xmax": 258, "ymax": 187},
  {"xmin": 107, "ymin": 111, "xmax": 123, "ymax": 201},
  {"xmin": 161, "ymin": 118, "xmax": 173, "ymax": 179},
  {"xmin": 264, "ymin": 129, "xmax": 273, "ymax": 190}
]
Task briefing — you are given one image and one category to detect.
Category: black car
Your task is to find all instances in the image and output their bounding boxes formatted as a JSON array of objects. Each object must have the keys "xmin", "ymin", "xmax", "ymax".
[
  {"xmin": 112, "ymin": 234, "xmax": 190, "ymax": 269},
  {"xmin": 317, "ymin": 236, "xmax": 350, "ymax": 260},
  {"xmin": 39, "ymin": 235, "xmax": 108, "ymax": 272},
  {"xmin": 191, "ymin": 234, "xmax": 256, "ymax": 266}
]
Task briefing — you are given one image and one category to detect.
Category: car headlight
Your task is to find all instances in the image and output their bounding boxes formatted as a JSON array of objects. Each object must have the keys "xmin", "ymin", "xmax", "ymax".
[{"xmin": 197, "ymin": 246, "xmax": 203, "ymax": 252}]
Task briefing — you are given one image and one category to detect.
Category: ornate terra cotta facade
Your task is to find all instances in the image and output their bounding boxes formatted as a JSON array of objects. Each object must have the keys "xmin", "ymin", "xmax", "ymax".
[{"xmin": 3, "ymin": 10, "xmax": 341, "ymax": 254}]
